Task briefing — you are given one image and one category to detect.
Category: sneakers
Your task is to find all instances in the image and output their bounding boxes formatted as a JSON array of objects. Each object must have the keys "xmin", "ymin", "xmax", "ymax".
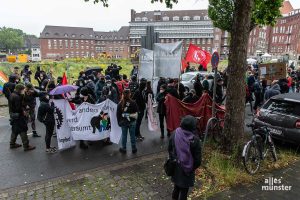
[
  {"xmin": 24, "ymin": 145, "xmax": 36, "ymax": 152},
  {"xmin": 119, "ymin": 148, "xmax": 126, "ymax": 154},
  {"xmin": 32, "ymin": 131, "xmax": 41, "ymax": 138},
  {"xmin": 10, "ymin": 143, "xmax": 22, "ymax": 149},
  {"xmin": 46, "ymin": 147, "xmax": 57, "ymax": 154}
]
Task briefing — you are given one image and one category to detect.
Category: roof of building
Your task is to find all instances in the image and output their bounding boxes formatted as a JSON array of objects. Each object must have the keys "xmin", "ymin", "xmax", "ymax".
[
  {"xmin": 132, "ymin": 9, "xmax": 209, "ymax": 22},
  {"xmin": 94, "ymin": 26, "xmax": 129, "ymax": 41},
  {"xmin": 30, "ymin": 38, "xmax": 40, "ymax": 48},
  {"xmin": 40, "ymin": 25, "xmax": 95, "ymax": 40},
  {"xmin": 280, "ymin": 0, "xmax": 294, "ymax": 15}
]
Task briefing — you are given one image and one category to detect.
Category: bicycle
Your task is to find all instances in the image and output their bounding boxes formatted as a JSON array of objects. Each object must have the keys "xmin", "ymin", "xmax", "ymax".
[
  {"xmin": 242, "ymin": 123, "xmax": 278, "ymax": 174},
  {"xmin": 205, "ymin": 106, "xmax": 225, "ymax": 144}
]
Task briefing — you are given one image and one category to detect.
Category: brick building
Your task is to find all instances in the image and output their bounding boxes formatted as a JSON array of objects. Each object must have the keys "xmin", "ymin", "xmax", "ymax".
[
  {"xmin": 248, "ymin": 0, "xmax": 300, "ymax": 61},
  {"xmin": 129, "ymin": 9, "xmax": 229, "ymax": 58},
  {"xmin": 40, "ymin": 26, "xmax": 130, "ymax": 59},
  {"xmin": 94, "ymin": 26, "xmax": 130, "ymax": 58}
]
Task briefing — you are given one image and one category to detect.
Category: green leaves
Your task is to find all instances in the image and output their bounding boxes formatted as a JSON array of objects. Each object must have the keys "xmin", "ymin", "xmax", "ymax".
[
  {"xmin": 208, "ymin": 0, "xmax": 284, "ymax": 32},
  {"xmin": 0, "ymin": 27, "xmax": 24, "ymax": 52}
]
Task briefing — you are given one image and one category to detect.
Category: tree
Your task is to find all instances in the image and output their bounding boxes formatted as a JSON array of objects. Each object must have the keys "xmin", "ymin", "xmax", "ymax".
[
  {"xmin": 85, "ymin": 0, "xmax": 283, "ymax": 154},
  {"xmin": 0, "ymin": 27, "xmax": 24, "ymax": 53},
  {"xmin": 208, "ymin": 0, "xmax": 283, "ymax": 153}
]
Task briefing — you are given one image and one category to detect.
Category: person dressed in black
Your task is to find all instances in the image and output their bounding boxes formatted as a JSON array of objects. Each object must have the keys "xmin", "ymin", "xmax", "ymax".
[
  {"xmin": 117, "ymin": 89, "xmax": 138, "ymax": 154},
  {"xmin": 95, "ymin": 75, "xmax": 106, "ymax": 102},
  {"xmin": 193, "ymin": 74, "xmax": 203, "ymax": 98},
  {"xmin": 129, "ymin": 75, "xmax": 139, "ymax": 95},
  {"xmin": 156, "ymin": 84, "xmax": 168, "ymax": 138},
  {"xmin": 39, "ymin": 71, "xmax": 50, "ymax": 91},
  {"xmin": 3, "ymin": 75, "xmax": 17, "ymax": 102},
  {"xmin": 24, "ymin": 83, "xmax": 40, "ymax": 137},
  {"xmin": 157, "ymin": 77, "xmax": 167, "ymax": 95},
  {"xmin": 9, "ymin": 84, "xmax": 35, "ymax": 151},
  {"xmin": 175, "ymin": 79, "xmax": 185, "ymax": 100},
  {"xmin": 111, "ymin": 65, "xmax": 122, "ymax": 79},
  {"xmin": 168, "ymin": 116, "xmax": 202, "ymax": 200},
  {"xmin": 37, "ymin": 92, "xmax": 57, "ymax": 153},
  {"xmin": 132, "ymin": 79, "xmax": 147, "ymax": 141},
  {"xmin": 74, "ymin": 87, "xmax": 95, "ymax": 149},
  {"xmin": 21, "ymin": 65, "xmax": 32, "ymax": 84},
  {"xmin": 167, "ymin": 79, "xmax": 179, "ymax": 99},
  {"xmin": 130, "ymin": 66, "xmax": 138, "ymax": 77},
  {"xmin": 85, "ymin": 75, "xmax": 96, "ymax": 99},
  {"xmin": 182, "ymin": 89, "xmax": 199, "ymax": 104}
]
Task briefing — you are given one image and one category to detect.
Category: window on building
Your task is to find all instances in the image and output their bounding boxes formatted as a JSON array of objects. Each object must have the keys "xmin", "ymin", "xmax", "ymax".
[
  {"xmin": 204, "ymin": 16, "xmax": 209, "ymax": 20},
  {"xmin": 115, "ymin": 47, "xmax": 119, "ymax": 52},
  {"xmin": 120, "ymin": 47, "xmax": 124, "ymax": 52},
  {"xmin": 109, "ymin": 47, "xmax": 113, "ymax": 51},
  {"xmin": 45, "ymin": 33, "xmax": 50, "ymax": 37},
  {"xmin": 142, "ymin": 17, "xmax": 148, "ymax": 22},
  {"xmin": 64, "ymin": 33, "xmax": 68, "ymax": 37},
  {"xmin": 70, "ymin": 40, "xmax": 74, "ymax": 49},
  {"xmin": 135, "ymin": 17, "xmax": 141, "ymax": 22},
  {"xmin": 166, "ymin": 39, "xmax": 169, "ymax": 43},
  {"xmin": 173, "ymin": 16, "xmax": 180, "ymax": 21},
  {"xmin": 59, "ymin": 40, "xmax": 63, "ymax": 49},
  {"xmin": 193, "ymin": 16, "xmax": 201, "ymax": 20},
  {"xmin": 86, "ymin": 40, "xmax": 89, "ymax": 44},
  {"xmin": 80, "ymin": 34, "xmax": 84, "ymax": 38},
  {"xmin": 183, "ymin": 16, "xmax": 190, "ymax": 21},
  {"xmin": 53, "ymin": 40, "xmax": 57, "ymax": 49},
  {"xmin": 163, "ymin": 16, "xmax": 169, "ymax": 21},
  {"xmin": 202, "ymin": 39, "xmax": 206, "ymax": 45},
  {"xmin": 161, "ymin": 39, "xmax": 164, "ymax": 43},
  {"xmin": 72, "ymin": 34, "xmax": 76, "ymax": 38},
  {"xmin": 48, "ymin": 40, "xmax": 52, "ymax": 49},
  {"xmin": 86, "ymin": 46, "xmax": 89, "ymax": 49},
  {"xmin": 65, "ymin": 40, "xmax": 68, "ymax": 49},
  {"xmin": 95, "ymin": 35, "xmax": 99, "ymax": 39}
]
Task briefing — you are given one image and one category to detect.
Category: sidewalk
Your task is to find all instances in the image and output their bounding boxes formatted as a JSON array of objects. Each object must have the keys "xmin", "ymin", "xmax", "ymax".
[
  {"xmin": 0, "ymin": 152, "xmax": 190, "ymax": 200},
  {"xmin": 209, "ymin": 160, "xmax": 300, "ymax": 200}
]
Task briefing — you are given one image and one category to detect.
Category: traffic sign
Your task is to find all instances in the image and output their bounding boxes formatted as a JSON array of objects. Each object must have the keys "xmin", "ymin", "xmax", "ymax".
[{"xmin": 211, "ymin": 52, "xmax": 219, "ymax": 69}]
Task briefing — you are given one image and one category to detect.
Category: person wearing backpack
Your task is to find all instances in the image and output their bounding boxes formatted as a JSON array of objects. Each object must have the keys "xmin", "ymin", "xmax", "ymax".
[
  {"xmin": 38, "ymin": 92, "xmax": 57, "ymax": 153},
  {"xmin": 168, "ymin": 115, "xmax": 202, "ymax": 200}
]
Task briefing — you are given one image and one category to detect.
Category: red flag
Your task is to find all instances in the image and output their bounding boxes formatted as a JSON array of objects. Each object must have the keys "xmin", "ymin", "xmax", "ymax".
[
  {"xmin": 181, "ymin": 59, "xmax": 188, "ymax": 72},
  {"xmin": 62, "ymin": 72, "xmax": 68, "ymax": 85},
  {"xmin": 185, "ymin": 44, "xmax": 211, "ymax": 69}
]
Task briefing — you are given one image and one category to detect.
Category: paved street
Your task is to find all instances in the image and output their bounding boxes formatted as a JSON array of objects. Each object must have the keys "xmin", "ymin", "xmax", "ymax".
[{"xmin": 0, "ymin": 112, "xmax": 168, "ymax": 190}]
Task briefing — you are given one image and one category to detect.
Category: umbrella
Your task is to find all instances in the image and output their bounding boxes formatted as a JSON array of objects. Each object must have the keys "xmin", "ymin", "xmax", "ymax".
[
  {"xmin": 84, "ymin": 67, "xmax": 103, "ymax": 76},
  {"xmin": 262, "ymin": 53, "xmax": 272, "ymax": 58},
  {"xmin": 49, "ymin": 85, "xmax": 78, "ymax": 95},
  {"xmin": 247, "ymin": 58, "xmax": 257, "ymax": 64}
]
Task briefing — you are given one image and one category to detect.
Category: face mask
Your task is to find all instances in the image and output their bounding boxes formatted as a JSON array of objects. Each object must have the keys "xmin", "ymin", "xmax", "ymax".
[{"xmin": 107, "ymin": 83, "xmax": 111, "ymax": 87}]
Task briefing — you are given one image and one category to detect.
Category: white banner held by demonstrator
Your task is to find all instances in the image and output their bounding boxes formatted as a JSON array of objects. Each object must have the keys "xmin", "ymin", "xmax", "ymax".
[
  {"xmin": 139, "ymin": 48, "xmax": 154, "ymax": 80},
  {"xmin": 154, "ymin": 41, "xmax": 183, "ymax": 78}
]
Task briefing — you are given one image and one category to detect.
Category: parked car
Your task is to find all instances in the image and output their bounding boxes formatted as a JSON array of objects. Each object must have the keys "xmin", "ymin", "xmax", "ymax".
[
  {"xmin": 181, "ymin": 71, "xmax": 216, "ymax": 92},
  {"xmin": 253, "ymin": 93, "xmax": 300, "ymax": 144}
]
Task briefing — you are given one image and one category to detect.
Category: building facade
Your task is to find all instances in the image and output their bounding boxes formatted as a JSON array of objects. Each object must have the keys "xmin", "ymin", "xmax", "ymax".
[
  {"xmin": 40, "ymin": 26, "xmax": 130, "ymax": 59},
  {"xmin": 129, "ymin": 9, "xmax": 229, "ymax": 58},
  {"xmin": 30, "ymin": 38, "xmax": 41, "ymax": 62},
  {"xmin": 248, "ymin": 0, "xmax": 300, "ymax": 61}
]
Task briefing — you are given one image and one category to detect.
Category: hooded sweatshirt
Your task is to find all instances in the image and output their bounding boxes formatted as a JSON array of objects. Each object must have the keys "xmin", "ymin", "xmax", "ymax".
[{"xmin": 264, "ymin": 84, "xmax": 281, "ymax": 101}]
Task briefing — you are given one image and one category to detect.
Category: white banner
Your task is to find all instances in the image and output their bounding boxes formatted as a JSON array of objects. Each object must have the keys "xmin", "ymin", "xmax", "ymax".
[
  {"xmin": 154, "ymin": 41, "xmax": 183, "ymax": 78},
  {"xmin": 53, "ymin": 100, "xmax": 76, "ymax": 150},
  {"xmin": 66, "ymin": 99, "xmax": 121, "ymax": 143},
  {"xmin": 147, "ymin": 94, "xmax": 158, "ymax": 132},
  {"xmin": 139, "ymin": 48, "xmax": 154, "ymax": 80}
]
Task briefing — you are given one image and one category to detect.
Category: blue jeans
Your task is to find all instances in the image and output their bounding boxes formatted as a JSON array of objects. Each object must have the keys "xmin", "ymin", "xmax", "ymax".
[{"xmin": 121, "ymin": 121, "xmax": 137, "ymax": 150}]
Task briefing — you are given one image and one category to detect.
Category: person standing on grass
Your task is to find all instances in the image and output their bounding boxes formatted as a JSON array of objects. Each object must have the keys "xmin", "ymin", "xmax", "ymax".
[
  {"xmin": 168, "ymin": 115, "xmax": 202, "ymax": 200},
  {"xmin": 37, "ymin": 92, "xmax": 57, "ymax": 153},
  {"xmin": 117, "ymin": 89, "xmax": 138, "ymax": 154}
]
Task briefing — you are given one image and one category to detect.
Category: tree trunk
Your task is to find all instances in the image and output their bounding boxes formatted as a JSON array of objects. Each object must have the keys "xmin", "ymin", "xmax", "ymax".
[{"xmin": 223, "ymin": 0, "xmax": 254, "ymax": 154}]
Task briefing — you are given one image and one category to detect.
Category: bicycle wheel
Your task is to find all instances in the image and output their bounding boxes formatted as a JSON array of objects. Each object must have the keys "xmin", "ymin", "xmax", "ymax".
[
  {"xmin": 208, "ymin": 119, "xmax": 223, "ymax": 144},
  {"xmin": 242, "ymin": 140, "xmax": 261, "ymax": 174}
]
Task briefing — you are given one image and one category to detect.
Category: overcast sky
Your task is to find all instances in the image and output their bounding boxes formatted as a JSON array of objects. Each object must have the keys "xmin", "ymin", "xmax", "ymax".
[{"xmin": 0, "ymin": 0, "xmax": 299, "ymax": 36}]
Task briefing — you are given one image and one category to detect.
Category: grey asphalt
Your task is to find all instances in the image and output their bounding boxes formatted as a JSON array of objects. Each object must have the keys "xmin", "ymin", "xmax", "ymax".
[
  {"xmin": 0, "ymin": 116, "xmax": 168, "ymax": 190},
  {"xmin": 0, "ymin": 105, "xmax": 254, "ymax": 190}
]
